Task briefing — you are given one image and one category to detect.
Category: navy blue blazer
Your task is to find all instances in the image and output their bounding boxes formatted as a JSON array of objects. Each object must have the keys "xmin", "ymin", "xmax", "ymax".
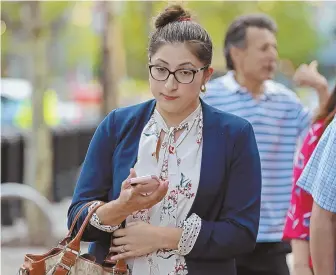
[{"xmin": 68, "ymin": 99, "xmax": 262, "ymax": 275}]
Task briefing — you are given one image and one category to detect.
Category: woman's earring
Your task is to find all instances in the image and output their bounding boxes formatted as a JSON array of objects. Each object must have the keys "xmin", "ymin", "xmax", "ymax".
[{"xmin": 201, "ymin": 84, "xmax": 206, "ymax": 93}]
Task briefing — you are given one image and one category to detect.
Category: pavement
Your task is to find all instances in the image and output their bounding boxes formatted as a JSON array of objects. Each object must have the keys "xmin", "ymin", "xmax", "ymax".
[
  {"xmin": 1, "ymin": 199, "xmax": 294, "ymax": 274},
  {"xmin": 1, "ymin": 198, "xmax": 76, "ymax": 275}
]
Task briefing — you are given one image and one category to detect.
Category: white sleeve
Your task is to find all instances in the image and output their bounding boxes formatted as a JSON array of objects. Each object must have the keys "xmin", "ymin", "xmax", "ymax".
[
  {"xmin": 88, "ymin": 201, "xmax": 121, "ymax": 233},
  {"xmin": 174, "ymin": 213, "xmax": 202, "ymax": 256}
]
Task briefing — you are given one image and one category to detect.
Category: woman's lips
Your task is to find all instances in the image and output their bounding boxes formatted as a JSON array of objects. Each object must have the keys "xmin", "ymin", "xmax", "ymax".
[{"xmin": 162, "ymin": 94, "xmax": 178, "ymax": 101}]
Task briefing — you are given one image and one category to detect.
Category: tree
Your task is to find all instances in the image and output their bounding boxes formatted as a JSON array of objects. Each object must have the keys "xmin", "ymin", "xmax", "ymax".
[
  {"xmin": 186, "ymin": 1, "xmax": 321, "ymax": 69},
  {"xmin": 118, "ymin": 1, "xmax": 321, "ymax": 79},
  {"xmin": 1, "ymin": 1, "xmax": 73, "ymax": 77},
  {"xmin": 100, "ymin": 1, "xmax": 122, "ymax": 116},
  {"xmin": 19, "ymin": 1, "xmax": 52, "ymax": 245},
  {"xmin": 1, "ymin": 1, "xmax": 70, "ymax": 245}
]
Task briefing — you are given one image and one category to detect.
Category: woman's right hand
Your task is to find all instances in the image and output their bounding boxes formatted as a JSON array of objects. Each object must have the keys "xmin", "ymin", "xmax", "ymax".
[
  {"xmin": 95, "ymin": 169, "xmax": 169, "ymax": 227},
  {"xmin": 118, "ymin": 168, "xmax": 169, "ymax": 214}
]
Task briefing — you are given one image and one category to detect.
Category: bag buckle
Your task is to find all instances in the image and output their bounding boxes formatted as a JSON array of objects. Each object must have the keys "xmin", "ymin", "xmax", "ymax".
[
  {"xmin": 64, "ymin": 246, "xmax": 81, "ymax": 257},
  {"xmin": 111, "ymin": 268, "xmax": 130, "ymax": 275},
  {"xmin": 58, "ymin": 262, "xmax": 71, "ymax": 271},
  {"xmin": 50, "ymin": 262, "xmax": 72, "ymax": 275},
  {"xmin": 18, "ymin": 268, "xmax": 29, "ymax": 275},
  {"xmin": 51, "ymin": 246, "xmax": 80, "ymax": 275}
]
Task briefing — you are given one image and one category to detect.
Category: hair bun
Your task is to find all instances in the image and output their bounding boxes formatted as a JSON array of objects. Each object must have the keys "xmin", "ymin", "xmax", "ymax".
[{"xmin": 154, "ymin": 4, "xmax": 191, "ymax": 29}]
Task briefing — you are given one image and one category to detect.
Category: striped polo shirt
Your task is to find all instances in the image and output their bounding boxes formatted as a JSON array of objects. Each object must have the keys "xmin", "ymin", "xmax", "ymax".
[{"xmin": 203, "ymin": 71, "xmax": 311, "ymax": 242}]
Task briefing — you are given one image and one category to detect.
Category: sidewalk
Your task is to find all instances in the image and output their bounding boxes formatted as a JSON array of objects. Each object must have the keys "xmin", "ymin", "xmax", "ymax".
[{"xmin": 1, "ymin": 198, "xmax": 75, "ymax": 274}]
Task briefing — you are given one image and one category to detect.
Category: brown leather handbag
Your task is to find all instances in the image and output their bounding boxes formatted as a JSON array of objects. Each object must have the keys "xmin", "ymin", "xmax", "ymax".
[{"xmin": 19, "ymin": 201, "xmax": 130, "ymax": 275}]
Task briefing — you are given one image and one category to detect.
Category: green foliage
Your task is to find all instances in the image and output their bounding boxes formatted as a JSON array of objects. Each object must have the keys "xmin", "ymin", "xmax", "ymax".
[
  {"xmin": 1, "ymin": 1, "xmax": 74, "ymax": 70},
  {"xmin": 1, "ymin": 2, "xmax": 22, "ymax": 23},
  {"xmin": 118, "ymin": 2, "xmax": 150, "ymax": 79},
  {"xmin": 258, "ymin": 1, "xmax": 321, "ymax": 66},
  {"xmin": 1, "ymin": 1, "xmax": 100, "ymax": 75},
  {"xmin": 62, "ymin": 18, "xmax": 100, "ymax": 69},
  {"xmin": 120, "ymin": 1, "xmax": 321, "ymax": 77},
  {"xmin": 53, "ymin": 2, "xmax": 100, "ymax": 72},
  {"xmin": 40, "ymin": 1, "xmax": 73, "ymax": 24},
  {"xmin": 186, "ymin": 1, "xmax": 253, "ymax": 69},
  {"xmin": 1, "ymin": 2, "xmax": 23, "ymax": 63},
  {"xmin": 1, "ymin": 1, "xmax": 322, "ymax": 81}
]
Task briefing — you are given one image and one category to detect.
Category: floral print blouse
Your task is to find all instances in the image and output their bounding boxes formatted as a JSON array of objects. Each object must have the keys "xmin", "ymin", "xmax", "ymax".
[
  {"xmin": 126, "ymin": 105, "xmax": 203, "ymax": 275},
  {"xmin": 89, "ymin": 104, "xmax": 204, "ymax": 275},
  {"xmin": 283, "ymin": 120, "xmax": 325, "ymax": 268}
]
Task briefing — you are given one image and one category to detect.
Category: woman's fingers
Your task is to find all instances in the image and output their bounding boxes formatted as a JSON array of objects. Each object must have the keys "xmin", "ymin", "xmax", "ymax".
[
  {"xmin": 109, "ymin": 251, "xmax": 134, "ymax": 261},
  {"xmin": 129, "ymin": 168, "xmax": 137, "ymax": 178},
  {"xmin": 122, "ymin": 169, "xmax": 138, "ymax": 189},
  {"xmin": 110, "ymin": 243, "xmax": 131, "ymax": 253},
  {"xmin": 120, "ymin": 176, "xmax": 168, "ymax": 212},
  {"xmin": 112, "ymin": 236, "xmax": 128, "ymax": 246},
  {"xmin": 109, "ymin": 246, "xmax": 120, "ymax": 253},
  {"xmin": 113, "ymin": 228, "xmax": 127, "ymax": 238},
  {"xmin": 140, "ymin": 181, "xmax": 168, "ymax": 208},
  {"xmin": 149, "ymin": 180, "xmax": 169, "ymax": 202},
  {"xmin": 126, "ymin": 221, "xmax": 139, "ymax": 227}
]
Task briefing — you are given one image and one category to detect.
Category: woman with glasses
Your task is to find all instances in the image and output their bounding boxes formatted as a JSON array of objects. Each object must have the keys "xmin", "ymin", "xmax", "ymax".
[{"xmin": 68, "ymin": 4, "xmax": 262, "ymax": 275}]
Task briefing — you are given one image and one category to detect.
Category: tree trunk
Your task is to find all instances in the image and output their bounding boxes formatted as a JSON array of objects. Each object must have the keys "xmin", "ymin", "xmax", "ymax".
[
  {"xmin": 101, "ymin": 1, "xmax": 119, "ymax": 117},
  {"xmin": 23, "ymin": 1, "xmax": 53, "ymax": 246}
]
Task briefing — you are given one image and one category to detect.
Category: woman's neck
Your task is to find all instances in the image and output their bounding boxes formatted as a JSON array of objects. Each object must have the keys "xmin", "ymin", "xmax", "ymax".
[{"xmin": 156, "ymin": 100, "xmax": 200, "ymax": 128}]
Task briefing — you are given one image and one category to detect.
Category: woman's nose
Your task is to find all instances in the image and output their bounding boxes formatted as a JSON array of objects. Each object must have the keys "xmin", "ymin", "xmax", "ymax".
[{"xmin": 165, "ymin": 74, "xmax": 178, "ymax": 91}]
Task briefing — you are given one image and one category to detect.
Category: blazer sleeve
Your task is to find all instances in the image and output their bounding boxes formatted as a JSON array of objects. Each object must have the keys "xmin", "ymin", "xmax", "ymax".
[
  {"xmin": 186, "ymin": 122, "xmax": 262, "ymax": 260},
  {"xmin": 67, "ymin": 110, "xmax": 117, "ymax": 243}
]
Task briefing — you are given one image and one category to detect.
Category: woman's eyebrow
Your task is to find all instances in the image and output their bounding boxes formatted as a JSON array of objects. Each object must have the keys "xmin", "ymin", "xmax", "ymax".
[
  {"xmin": 178, "ymin": 62, "xmax": 196, "ymax": 67},
  {"xmin": 154, "ymin": 58, "xmax": 169, "ymax": 65},
  {"xmin": 153, "ymin": 59, "xmax": 196, "ymax": 68}
]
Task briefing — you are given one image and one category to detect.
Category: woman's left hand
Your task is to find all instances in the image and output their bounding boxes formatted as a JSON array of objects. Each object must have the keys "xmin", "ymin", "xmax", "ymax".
[{"xmin": 109, "ymin": 221, "xmax": 162, "ymax": 261}]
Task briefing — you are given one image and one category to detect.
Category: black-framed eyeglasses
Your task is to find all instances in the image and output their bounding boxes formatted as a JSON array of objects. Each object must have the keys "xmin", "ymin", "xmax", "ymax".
[{"xmin": 148, "ymin": 64, "xmax": 209, "ymax": 84}]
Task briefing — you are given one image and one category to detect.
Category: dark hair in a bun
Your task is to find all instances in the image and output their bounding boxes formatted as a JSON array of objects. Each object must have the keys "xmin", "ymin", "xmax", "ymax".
[
  {"xmin": 148, "ymin": 4, "xmax": 212, "ymax": 66},
  {"xmin": 154, "ymin": 5, "xmax": 191, "ymax": 29}
]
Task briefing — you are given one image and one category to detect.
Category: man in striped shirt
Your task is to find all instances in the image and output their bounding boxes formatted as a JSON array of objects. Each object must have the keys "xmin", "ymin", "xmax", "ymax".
[{"xmin": 203, "ymin": 14, "xmax": 329, "ymax": 275}]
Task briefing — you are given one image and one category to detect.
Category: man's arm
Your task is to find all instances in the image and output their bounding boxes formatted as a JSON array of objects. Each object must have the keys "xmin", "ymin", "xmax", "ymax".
[{"xmin": 310, "ymin": 202, "xmax": 335, "ymax": 275}]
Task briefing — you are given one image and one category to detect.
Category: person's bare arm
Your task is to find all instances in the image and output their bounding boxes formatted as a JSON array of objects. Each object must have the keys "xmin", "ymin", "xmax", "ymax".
[
  {"xmin": 310, "ymin": 201, "xmax": 335, "ymax": 275},
  {"xmin": 314, "ymin": 80, "xmax": 329, "ymax": 107},
  {"xmin": 293, "ymin": 60, "xmax": 329, "ymax": 107},
  {"xmin": 291, "ymin": 239, "xmax": 313, "ymax": 275}
]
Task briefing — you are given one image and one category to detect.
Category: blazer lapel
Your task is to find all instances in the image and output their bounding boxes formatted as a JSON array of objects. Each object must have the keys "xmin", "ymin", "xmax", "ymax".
[
  {"xmin": 188, "ymin": 100, "xmax": 227, "ymax": 219},
  {"xmin": 129, "ymin": 100, "xmax": 156, "ymax": 168},
  {"xmin": 112, "ymin": 100, "xmax": 156, "ymax": 199}
]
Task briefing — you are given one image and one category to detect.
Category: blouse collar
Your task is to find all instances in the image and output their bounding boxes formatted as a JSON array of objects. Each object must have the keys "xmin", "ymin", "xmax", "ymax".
[{"xmin": 153, "ymin": 104, "xmax": 202, "ymax": 133}]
